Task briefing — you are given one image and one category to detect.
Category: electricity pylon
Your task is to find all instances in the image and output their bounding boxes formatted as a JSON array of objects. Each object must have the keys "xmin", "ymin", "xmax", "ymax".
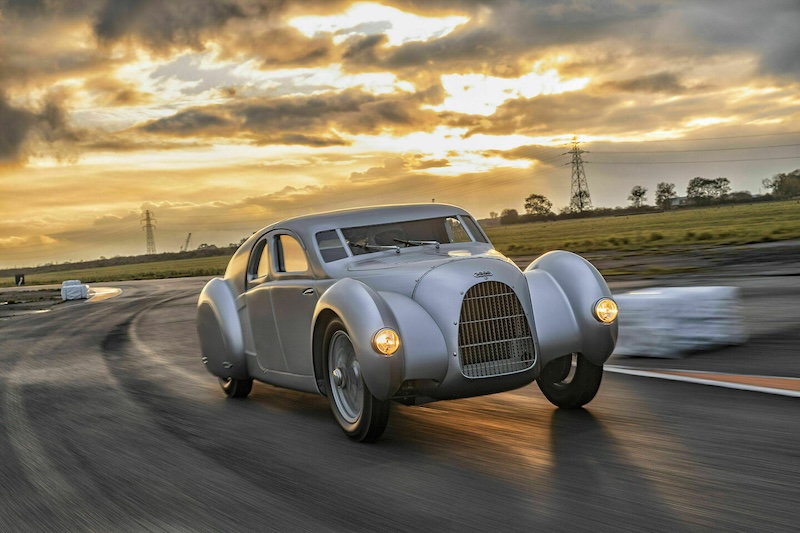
[
  {"xmin": 141, "ymin": 210, "xmax": 157, "ymax": 254},
  {"xmin": 564, "ymin": 137, "xmax": 593, "ymax": 212}
]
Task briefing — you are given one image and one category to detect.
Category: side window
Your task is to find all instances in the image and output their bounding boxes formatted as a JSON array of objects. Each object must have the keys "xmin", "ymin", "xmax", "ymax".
[
  {"xmin": 445, "ymin": 217, "xmax": 471, "ymax": 243},
  {"xmin": 248, "ymin": 239, "xmax": 269, "ymax": 281},
  {"xmin": 277, "ymin": 234, "xmax": 309, "ymax": 273},
  {"xmin": 316, "ymin": 230, "xmax": 348, "ymax": 262},
  {"xmin": 256, "ymin": 241, "xmax": 271, "ymax": 279},
  {"xmin": 463, "ymin": 216, "xmax": 488, "ymax": 243}
]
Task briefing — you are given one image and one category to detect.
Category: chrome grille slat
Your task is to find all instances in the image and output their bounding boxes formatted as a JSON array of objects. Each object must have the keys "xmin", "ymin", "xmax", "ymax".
[{"xmin": 458, "ymin": 281, "xmax": 536, "ymax": 378}]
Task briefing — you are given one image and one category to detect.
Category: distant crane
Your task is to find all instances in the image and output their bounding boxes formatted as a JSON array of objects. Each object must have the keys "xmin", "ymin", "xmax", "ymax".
[{"xmin": 181, "ymin": 232, "xmax": 192, "ymax": 252}]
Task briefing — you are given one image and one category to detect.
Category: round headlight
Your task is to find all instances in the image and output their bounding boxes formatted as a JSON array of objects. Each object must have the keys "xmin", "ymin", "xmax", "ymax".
[
  {"xmin": 372, "ymin": 328, "xmax": 400, "ymax": 356},
  {"xmin": 593, "ymin": 298, "xmax": 618, "ymax": 324}
]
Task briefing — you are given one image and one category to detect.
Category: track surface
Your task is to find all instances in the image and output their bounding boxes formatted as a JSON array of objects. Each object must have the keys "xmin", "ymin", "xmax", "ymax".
[{"xmin": 1, "ymin": 273, "xmax": 798, "ymax": 532}]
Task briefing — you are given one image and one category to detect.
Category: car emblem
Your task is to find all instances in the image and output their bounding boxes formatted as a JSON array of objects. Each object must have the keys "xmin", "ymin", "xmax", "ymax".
[{"xmin": 473, "ymin": 271, "xmax": 493, "ymax": 278}]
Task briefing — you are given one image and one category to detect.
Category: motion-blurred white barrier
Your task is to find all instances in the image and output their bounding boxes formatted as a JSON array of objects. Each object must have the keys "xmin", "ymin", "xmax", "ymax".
[
  {"xmin": 612, "ymin": 286, "xmax": 747, "ymax": 358},
  {"xmin": 61, "ymin": 280, "xmax": 89, "ymax": 300}
]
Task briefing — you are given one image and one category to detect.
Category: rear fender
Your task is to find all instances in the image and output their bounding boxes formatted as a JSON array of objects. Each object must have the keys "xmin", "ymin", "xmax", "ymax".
[
  {"xmin": 524, "ymin": 251, "xmax": 617, "ymax": 367},
  {"xmin": 197, "ymin": 278, "xmax": 248, "ymax": 379}
]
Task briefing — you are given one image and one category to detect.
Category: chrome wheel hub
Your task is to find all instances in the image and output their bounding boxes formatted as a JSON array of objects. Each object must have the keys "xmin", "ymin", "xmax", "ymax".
[{"xmin": 328, "ymin": 330, "xmax": 363, "ymax": 424}]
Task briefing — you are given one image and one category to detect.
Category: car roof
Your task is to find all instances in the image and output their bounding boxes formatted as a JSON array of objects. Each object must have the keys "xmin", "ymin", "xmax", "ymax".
[{"xmin": 267, "ymin": 203, "xmax": 472, "ymax": 238}]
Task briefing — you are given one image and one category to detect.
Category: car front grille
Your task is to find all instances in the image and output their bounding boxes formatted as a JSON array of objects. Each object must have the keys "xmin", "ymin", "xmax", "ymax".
[{"xmin": 458, "ymin": 281, "xmax": 536, "ymax": 378}]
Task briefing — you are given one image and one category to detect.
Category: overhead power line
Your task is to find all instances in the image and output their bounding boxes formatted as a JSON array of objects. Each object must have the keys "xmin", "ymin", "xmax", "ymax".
[
  {"xmin": 590, "ymin": 155, "xmax": 800, "ymax": 165},
  {"xmin": 602, "ymin": 130, "xmax": 800, "ymax": 144},
  {"xmin": 592, "ymin": 143, "xmax": 800, "ymax": 154}
]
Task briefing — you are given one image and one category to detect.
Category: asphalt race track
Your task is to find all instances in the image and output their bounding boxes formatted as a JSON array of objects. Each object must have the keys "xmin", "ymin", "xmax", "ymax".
[{"xmin": 1, "ymin": 271, "xmax": 798, "ymax": 532}]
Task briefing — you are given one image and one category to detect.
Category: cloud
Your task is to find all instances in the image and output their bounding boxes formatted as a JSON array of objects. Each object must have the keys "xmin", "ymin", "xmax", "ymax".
[
  {"xmin": 82, "ymin": 76, "xmax": 154, "ymax": 106},
  {"xmin": 93, "ymin": 0, "xmax": 248, "ymax": 51},
  {"xmin": 225, "ymin": 26, "xmax": 338, "ymax": 68},
  {"xmin": 0, "ymin": 92, "xmax": 82, "ymax": 164},
  {"xmin": 137, "ymin": 87, "xmax": 444, "ymax": 144},
  {"xmin": 344, "ymin": 0, "xmax": 663, "ymax": 73},
  {"xmin": 0, "ymin": 94, "xmax": 35, "ymax": 163},
  {"xmin": 677, "ymin": 0, "xmax": 800, "ymax": 77},
  {"xmin": 598, "ymin": 72, "xmax": 688, "ymax": 95},
  {"xmin": 141, "ymin": 108, "xmax": 235, "ymax": 135},
  {"xmin": 349, "ymin": 154, "xmax": 450, "ymax": 181},
  {"xmin": 0, "ymin": 233, "xmax": 56, "ymax": 249}
]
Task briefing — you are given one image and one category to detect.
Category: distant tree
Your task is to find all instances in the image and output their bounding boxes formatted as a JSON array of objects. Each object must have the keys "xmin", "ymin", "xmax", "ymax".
[
  {"xmin": 713, "ymin": 177, "xmax": 731, "ymax": 198},
  {"xmin": 763, "ymin": 169, "xmax": 800, "ymax": 198},
  {"xmin": 655, "ymin": 182, "xmax": 677, "ymax": 209},
  {"xmin": 687, "ymin": 176, "xmax": 731, "ymax": 204},
  {"xmin": 500, "ymin": 208, "xmax": 519, "ymax": 225},
  {"xmin": 489, "ymin": 211, "xmax": 498, "ymax": 219},
  {"xmin": 687, "ymin": 177, "xmax": 715, "ymax": 204},
  {"xmin": 627, "ymin": 185, "xmax": 648, "ymax": 208},
  {"xmin": 524, "ymin": 193, "xmax": 553, "ymax": 215},
  {"xmin": 728, "ymin": 191, "xmax": 753, "ymax": 202}
]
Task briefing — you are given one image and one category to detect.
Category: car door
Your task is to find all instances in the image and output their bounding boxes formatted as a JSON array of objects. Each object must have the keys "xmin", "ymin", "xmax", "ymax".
[
  {"xmin": 245, "ymin": 234, "xmax": 287, "ymax": 373},
  {"xmin": 268, "ymin": 232, "xmax": 320, "ymax": 377}
]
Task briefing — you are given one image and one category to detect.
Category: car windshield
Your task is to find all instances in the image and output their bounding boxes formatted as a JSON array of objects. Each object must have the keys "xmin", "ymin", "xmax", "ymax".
[{"xmin": 340, "ymin": 216, "xmax": 484, "ymax": 257}]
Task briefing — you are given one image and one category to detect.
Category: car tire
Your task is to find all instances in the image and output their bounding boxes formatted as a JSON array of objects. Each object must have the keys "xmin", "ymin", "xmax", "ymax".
[
  {"xmin": 219, "ymin": 377, "xmax": 253, "ymax": 399},
  {"xmin": 323, "ymin": 318, "xmax": 390, "ymax": 442},
  {"xmin": 536, "ymin": 353, "xmax": 602, "ymax": 409}
]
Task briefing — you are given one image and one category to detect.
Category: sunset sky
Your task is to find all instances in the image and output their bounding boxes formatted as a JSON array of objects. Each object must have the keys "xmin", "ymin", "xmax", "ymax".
[{"xmin": 1, "ymin": 0, "xmax": 799, "ymax": 268}]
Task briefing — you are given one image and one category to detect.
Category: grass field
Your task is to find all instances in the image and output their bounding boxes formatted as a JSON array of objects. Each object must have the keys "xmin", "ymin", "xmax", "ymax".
[
  {"xmin": 2, "ymin": 201, "xmax": 798, "ymax": 287},
  {"xmin": 0, "ymin": 256, "xmax": 231, "ymax": 288},
  {"xmin": 485, "ymin": 200, "xmax": 800, "ymax": 257}
]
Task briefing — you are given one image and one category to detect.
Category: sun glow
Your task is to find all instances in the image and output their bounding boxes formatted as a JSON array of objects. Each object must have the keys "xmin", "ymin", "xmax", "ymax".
[
  {"xmin": 289, "ymin": 2, "xmax": 469, "ymax": 46},
  {"xmin": 685, "ymin": 117, "xmax": 733, "ymax": 128},
  {"xmin": 429, "ymin": 70, "xmax": 590, "ymax": 116}
]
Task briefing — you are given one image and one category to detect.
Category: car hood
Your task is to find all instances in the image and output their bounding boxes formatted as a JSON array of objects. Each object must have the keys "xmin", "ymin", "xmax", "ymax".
[{"xmin": 345, "ymin": 247, "xmax": 525, "ymax": 300}]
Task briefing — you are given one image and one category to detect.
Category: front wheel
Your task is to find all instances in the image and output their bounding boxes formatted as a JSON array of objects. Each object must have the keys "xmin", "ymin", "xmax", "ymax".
[
  {"xmin": 219, "ymin": 377, "xmax": 252, "ymax": 399},
  {"xmin": 537, "ymin": 353, "xmax": 602, "ymax": 409},
  {"xmin": 324, "ymin": 319, "xmax": 390, "ymax": 442}
]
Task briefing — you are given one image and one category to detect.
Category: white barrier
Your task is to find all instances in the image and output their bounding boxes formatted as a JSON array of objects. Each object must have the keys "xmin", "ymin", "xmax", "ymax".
[
  {"xmin": 61, "ymin": 280, "xmax": 90, "ymax": 301},
  {"xmin": 612, "ymin": 286, "xmax": 747, "ymax": 358}
]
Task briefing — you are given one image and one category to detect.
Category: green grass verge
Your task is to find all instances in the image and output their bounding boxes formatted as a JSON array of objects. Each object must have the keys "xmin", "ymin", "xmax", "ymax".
[
  {"xmin": 486, "ymin": 200, "xmax": 800, "ymax": 257},
  {"xmin": 0, "ymin": 256, "xmax": 230, "ymax": 287},
  {"xmin": 3, "ymin": 201, "xmax": 798, "ymax": 287}
]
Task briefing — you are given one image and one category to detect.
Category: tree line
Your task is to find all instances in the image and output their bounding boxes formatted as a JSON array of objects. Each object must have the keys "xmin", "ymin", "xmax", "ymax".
[{"xmin": 496, "ymin": 168, "xmax": 800, "ymax": 225}]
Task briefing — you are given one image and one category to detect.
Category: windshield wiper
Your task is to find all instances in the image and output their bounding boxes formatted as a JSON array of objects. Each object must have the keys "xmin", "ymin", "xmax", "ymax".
[
  {"xmin": 348, "ymin": 240, "xmax": 400, "ymax": 254},
  {"xmin": 393, "ymin": 238, "xmax": 440, "ymax": 249}
]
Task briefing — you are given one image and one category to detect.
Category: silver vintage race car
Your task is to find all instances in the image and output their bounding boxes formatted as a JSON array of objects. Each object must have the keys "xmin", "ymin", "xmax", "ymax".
[{"xmin": 197, "ymin": 204, "xmax": 618, "ymax": 442}]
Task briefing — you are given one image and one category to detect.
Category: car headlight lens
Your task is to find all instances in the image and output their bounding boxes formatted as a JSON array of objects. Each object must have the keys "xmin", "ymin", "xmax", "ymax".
[
  {"xmin": 372, "ymin": 328, "xmax": 400, "ymax": 356},
  {"xmin": 593, "ymin": 298, "xmax": 618, "ymax": 324}
]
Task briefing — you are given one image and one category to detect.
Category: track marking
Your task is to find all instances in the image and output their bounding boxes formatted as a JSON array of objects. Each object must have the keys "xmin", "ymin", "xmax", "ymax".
[
  {"xmin": 127, "ymin": 295, "xmax": 213, "ymax": 390},
  {"xmin": 87, "ymin": 287, "xmax": 122, "ymax": 302},
  {"xmin": 606, "ymin": 366, "xmax": 800, "ymax": 397}
]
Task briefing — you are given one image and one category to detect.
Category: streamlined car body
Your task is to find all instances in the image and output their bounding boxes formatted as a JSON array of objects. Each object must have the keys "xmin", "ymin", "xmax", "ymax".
[{"xmin": 197, "ymin": 204, "xmax": 618, "ymax": 441}]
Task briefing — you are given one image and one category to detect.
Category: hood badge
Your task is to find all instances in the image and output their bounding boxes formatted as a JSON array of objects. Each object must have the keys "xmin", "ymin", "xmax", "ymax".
[{"xmin": 473, "ymin": 271, "xmax": 493, "ymax": 278}]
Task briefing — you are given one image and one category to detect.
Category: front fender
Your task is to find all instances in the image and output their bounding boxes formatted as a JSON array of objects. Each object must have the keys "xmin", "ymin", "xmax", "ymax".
[
  {"xmin": 313, "ymin": 278, "xmax": 405, "ymax": 400},
  {"xmin": 524, "ymin": 251, "xmax": 617, "ymax": 367},
  {"xmin": 197, "ymin": 277, "xmax": 248, "ymax": 379}
]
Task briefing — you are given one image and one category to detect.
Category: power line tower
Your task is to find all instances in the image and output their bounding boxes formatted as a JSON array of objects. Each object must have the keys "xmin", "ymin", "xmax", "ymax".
[
  {"xmin": 141, "ymin": 210, "xmax": 157, "ymax": 254},
  {"xmin": 564, "ymin": 136, "xmax": 593, "ymax": 212}
]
